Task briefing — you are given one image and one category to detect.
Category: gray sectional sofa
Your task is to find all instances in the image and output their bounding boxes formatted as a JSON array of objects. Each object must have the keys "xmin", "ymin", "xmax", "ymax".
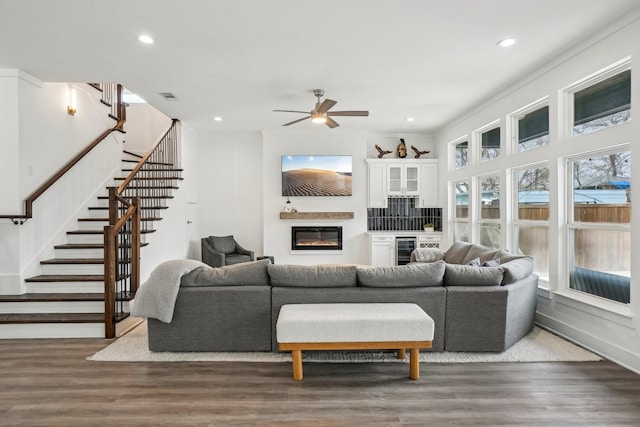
[{"xmin": 145, "ymin": 241, "xmax": 538, "ymax": 353}]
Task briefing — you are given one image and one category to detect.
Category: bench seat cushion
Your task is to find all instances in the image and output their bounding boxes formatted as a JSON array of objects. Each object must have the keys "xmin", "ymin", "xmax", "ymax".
[{"xmin": 276, "ymin": 303, "xmax": 434, "ymax": 343}]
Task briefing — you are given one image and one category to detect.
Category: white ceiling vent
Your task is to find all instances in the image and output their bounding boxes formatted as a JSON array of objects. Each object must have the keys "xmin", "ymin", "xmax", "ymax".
[{"xmin": 159, "ymin": 92, "xmax": 179, "ymax": 101}]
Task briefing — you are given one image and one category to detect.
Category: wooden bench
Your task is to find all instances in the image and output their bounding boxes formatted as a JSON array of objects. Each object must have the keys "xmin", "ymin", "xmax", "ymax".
[{"xmin": 276, "ymin": 303, "xmax": 434, "ymax": 380}]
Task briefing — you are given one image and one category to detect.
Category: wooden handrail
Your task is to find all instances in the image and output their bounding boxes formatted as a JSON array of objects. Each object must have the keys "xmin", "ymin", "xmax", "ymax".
[
  {"xmin": 0, "ymin": 84, "xmax": 125, "ymax": 224},
  {"xmin": 117, "ymin": 118, "xmax": 179, "ymax": 195}
]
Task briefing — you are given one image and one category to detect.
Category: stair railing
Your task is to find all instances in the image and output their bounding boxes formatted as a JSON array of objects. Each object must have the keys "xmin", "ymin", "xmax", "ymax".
[
  {"xmin": 0, "ymin": 83, "xmax": 126, "ymax": 224},
  {"xmin": 103, "ymin": 119, "xmax": 180, "ymax": 338}
]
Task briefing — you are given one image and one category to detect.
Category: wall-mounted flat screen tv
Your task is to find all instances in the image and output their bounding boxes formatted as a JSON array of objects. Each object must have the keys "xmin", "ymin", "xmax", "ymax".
[{"xmin": 281, "ymin": 155, "xmax": 352, "ymax": 196}]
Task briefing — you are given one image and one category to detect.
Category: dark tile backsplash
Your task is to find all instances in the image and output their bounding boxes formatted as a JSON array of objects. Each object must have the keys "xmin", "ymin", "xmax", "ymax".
[{"xmin": 367, "ymin": 198, "xmax": 442, "ymax": 231}]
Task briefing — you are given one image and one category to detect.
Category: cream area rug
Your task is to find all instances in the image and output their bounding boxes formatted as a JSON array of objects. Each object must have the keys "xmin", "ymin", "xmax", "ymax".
[{"xmin": 88, "ymin": 322, "xmax": 602, "ymax": 363}]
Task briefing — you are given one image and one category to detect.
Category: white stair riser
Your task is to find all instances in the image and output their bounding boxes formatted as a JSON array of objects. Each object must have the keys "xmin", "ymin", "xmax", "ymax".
[
  {"xmin": 67, "ymin": 233, "xmax": 147, "ymax": 244},
  {"xmin": 55, "ymin": 248, "xmax": 104, "ymax": 258},
  {"xmin": 41, "ymin": 264, "xmax": 104, "ymax": 275},
  {"xmin": 0, "ymin": 301, "xmax": 105, "ymax": 314},
  {"xmin": 25, "ymin": 282, "xmax": 104, "ymax": 293},
  {"xmin": 0, "ymin": 323, "xmax": 105, "ymax": 339}
]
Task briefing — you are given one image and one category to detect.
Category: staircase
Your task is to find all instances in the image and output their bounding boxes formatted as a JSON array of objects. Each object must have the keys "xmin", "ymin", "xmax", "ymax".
[{"xmin": 0, "ymin": 148, "xmax": 183, "ymax": 339}]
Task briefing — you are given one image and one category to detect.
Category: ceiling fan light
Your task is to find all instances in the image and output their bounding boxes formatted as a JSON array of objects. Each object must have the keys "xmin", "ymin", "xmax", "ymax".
[{"xmin": 311, "ymin": 113, "xmax": 327, "ymax": 124}]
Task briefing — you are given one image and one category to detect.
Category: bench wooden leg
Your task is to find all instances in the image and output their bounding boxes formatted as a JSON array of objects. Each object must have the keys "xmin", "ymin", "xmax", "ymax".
[
  {"xmin": 291, "ymin": 349, "xmax": 303, "ymax": 381},
  {"xmin": 409, "ymin": 348, "xmax": 420, "ymax": 380},
  {"xmin": 397, "ymin": 348, "xmax": 406, "ymax": 359}
]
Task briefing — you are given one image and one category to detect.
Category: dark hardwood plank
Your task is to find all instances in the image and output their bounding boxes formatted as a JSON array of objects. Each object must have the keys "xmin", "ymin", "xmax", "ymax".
[{"xmin": 0, "ymin": 337, "xmax": 639, "ymax": 426}]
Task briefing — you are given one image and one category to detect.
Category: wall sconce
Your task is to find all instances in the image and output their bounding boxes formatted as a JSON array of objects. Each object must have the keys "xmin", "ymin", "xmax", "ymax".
[{"xmin": 67, "ymin": 87, "xmax": 77, "ymax": 115}]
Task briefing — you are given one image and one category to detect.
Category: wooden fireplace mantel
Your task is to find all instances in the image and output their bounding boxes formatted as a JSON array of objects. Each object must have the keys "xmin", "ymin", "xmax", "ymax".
[{"xmin": 279, "ymin": 212, "xmax": 354, "ymax": 220}]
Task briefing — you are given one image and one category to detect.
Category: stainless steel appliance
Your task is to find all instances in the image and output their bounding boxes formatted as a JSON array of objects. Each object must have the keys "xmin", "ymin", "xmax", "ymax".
[{"xmin": 395, "ymin": 236, "xmax": 417, "ymax": 265}]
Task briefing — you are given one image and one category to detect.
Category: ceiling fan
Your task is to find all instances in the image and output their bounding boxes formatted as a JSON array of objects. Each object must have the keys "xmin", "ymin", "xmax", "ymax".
[{"xmin": 273, "ymin": 89, "xmax": 369, "ymax": 128}]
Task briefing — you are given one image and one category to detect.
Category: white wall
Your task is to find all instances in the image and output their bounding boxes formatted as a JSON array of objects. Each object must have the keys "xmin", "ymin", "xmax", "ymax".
[
  {"xmin": 120, "ymin": 103, "xmax": 173, "ymax": 155},
  {"xmin": 262, "ymin": 129, "xmax": 369, "ymax": 265},
  {"xmin": 138, "ymin": 122, "xmax": 200, "ymax": 282},
  {"xmin": 434, "ymin": 13, "xmax": 640, "ymax": 373}
]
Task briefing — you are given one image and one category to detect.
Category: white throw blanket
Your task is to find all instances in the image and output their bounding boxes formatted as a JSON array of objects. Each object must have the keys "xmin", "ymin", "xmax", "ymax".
[{"xmin": 130, "ymin": 259, "xmax": 208, "ymax": 323}]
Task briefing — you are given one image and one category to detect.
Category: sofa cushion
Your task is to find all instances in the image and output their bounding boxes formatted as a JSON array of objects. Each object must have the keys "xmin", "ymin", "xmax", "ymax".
[
  {"xmin": 180, "ymin": 258, "xmax": 270, "ymax": 287},
  {"xmin": 460, "ymin": 244, "xmax": 500, "ymax": 265},
  {"xmin": 410, "ymin": 248, "xmax": 445, "ymax": 263},
  {"xmin": 443, "ymin": 241, "xmax": 474, "ymax": 264},
  {"xmin": 268, "ymin": 264, "xmax": 358, "ymax": 287},
  {"xmin": 210, "ymin": 235, "xmax": 235, "ymax": 254},
  {"xmin": 357, "ymin": 260, "xmax": 445, "ymax": 288},
  {"xmin": 444, "ymin": 263, "xmax": 504, "ymax": 287},
  {"xmin": 500, "ymin": 256, "xmax": 534, "ymax": 285}
]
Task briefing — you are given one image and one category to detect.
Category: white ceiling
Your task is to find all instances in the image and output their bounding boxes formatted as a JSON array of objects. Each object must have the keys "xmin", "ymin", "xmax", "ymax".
[{"xmin": 1, "ymin": 0, "xmax": 638, "ymax": 135}]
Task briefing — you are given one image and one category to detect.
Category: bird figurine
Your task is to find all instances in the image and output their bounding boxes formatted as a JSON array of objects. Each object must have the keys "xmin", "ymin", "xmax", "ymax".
[
  {"xmin": 397, "ymin": 139, "xmax": 407, "ymax": 158},
  {"xmin": 374, "ymin": 144, "xmax": 393, "ymax": 158},
  {"xmin": 411, "ymin": 145, "xmax": 430, "ymax": 159}
]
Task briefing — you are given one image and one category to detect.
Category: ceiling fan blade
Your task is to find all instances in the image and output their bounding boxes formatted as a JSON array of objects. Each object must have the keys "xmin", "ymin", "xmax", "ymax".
[
  {"xmin": 316, "ymin": 99, "xmax": 337, "ymax": 113},
  {"xmin": 282, "ymin": 116, "xmax": 311, "ymax": 126},
  {"xmin": 327, "ymin": 110, "xmax": 369, "ymax": 117},
  {"xmin": 273, "ymin": 109, "xmax": 311, "ymax": 114},
  {"xmin": 326, "ymin": 117, "xmax": 340, "ymax": 128}
]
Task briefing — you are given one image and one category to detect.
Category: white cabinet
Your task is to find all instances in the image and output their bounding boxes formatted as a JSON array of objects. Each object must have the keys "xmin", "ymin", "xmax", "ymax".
[
  {"xmin": 367, "ymin": 159, "xmax": 439, "ymax": 207},
  {"xmin": 418, "ymin": 163, "xmax": 439, "ymax": 207},
  {"xmin": 387, "ymin": 164, "xmax": 420, "ymax": 196},
  {"xmin": 369, "ymin": 235, "xmax": 395, "ymax": 266},
  {"xmin": 367, "ymin": 161, "xmax": 388, "ymax": 208}
]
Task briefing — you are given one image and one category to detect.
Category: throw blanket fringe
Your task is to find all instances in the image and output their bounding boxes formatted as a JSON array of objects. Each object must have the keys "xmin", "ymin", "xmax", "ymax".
[{"xmin": 131, "ymin": 259, "xmax": 208, "ymax": 323}]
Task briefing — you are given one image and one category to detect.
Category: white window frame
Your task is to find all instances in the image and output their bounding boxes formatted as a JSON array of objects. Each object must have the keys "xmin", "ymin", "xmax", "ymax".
[
  {"xmin": 506, "ymin": 97, "xmax": 550, "ymax": 156},
  {"xmin": 563, "ymin": 145, "xmax": 631, "ymax": 309},
  {"xmin": 560, "ymin": 56, "xmax": 631, "ymax": 140},
  {"xmin": 512, "ymin": 162, "xmax": 550, "ymax": 285},
  {"xmin": 473, "ymin": 120, "xmax": 501, "ymax": 163}
]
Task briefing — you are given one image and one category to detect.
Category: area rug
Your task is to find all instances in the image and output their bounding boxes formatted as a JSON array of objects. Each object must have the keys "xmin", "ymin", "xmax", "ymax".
[{"xmin": 88, "ymin": 322, "xmax": 602, "ymax": 363}]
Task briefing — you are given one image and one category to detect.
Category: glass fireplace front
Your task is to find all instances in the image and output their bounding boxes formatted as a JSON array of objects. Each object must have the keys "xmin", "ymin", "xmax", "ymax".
[{"xmin": 291, "ymin": 226, "xmax": 343, "ymax": 251}]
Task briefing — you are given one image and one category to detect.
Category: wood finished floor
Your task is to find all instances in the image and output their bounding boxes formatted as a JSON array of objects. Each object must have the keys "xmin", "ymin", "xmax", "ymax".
[{"xmin": 1, "ymin": 337, "xmax": 640, "ymax": 426}]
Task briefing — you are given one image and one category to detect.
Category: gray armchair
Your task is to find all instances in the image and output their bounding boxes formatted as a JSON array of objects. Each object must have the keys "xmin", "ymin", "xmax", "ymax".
[{"xmin": 201, "ymin": 235, "xmax": 254, "ymax": 268}]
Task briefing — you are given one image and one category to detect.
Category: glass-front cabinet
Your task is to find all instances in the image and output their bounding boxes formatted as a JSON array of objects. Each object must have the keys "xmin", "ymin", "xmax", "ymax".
[{"xmin": 387, "ymin": 164, "xmax": 420, "ymax": 196}]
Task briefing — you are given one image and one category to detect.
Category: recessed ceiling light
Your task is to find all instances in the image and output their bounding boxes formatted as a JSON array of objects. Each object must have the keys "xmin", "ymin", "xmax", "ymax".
[
  {"xmin": 213, "ymin": 116, "xmax": 222, "ymax": 122},
  {"xmin": 405, "ymin": 117, "xmax": 415, "ymax": 122},
  {"xmin": 497, "ymin": 38, "xmax": 517, "ymax": 48},
  {"xmin": 138, "ymin": 34, "xmax": 154, "ymax": 44}
]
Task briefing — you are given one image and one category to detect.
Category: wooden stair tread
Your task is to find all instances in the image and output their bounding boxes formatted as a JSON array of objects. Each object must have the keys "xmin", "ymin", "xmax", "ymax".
[
  {"xmin": 115, "ymin": 177, "xmax": 184, "ymax": 181},
  {"xmin": 0, "ymin": 313, "xmax": 105, "ymax": 324},
  {"xmin": 25, "ymin": 274, "xmax": 105, "ymax": 282},
  {"xmin": 54, "ymin": 243, "xmax": 148, "ymax": 249},
  {"xmin": 88, "ymin": 206, "xmax": 168, "ymax": 210},
  {"xmin": 98, "ymin": 194, "xmax": 176, "ymax": 198},
  {"xmin": 78, "ymin": 217, "xmax": 162, "ymax": 222},
  {"xmin": 41, "ymin": 258, "xmax": 104, "ymax": 264},
  {"xmin": 67, "ymin": 229, "xmax": 156, "ymax": 235},
  {"xmin": 0, "ymin": 293, "xmax": 104, "ymax": 302},
  {"xmin": 123, "ymin": 150, "xmax": 143, "ymax": 158},
  {"xmin": 122, "ymin": 168, "xmax": 184, "ymax": 172}
]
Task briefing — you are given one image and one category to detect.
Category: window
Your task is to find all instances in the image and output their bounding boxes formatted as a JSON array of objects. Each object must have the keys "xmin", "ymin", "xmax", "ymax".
[
  {"xmin": 454, "ymin": 140, "xmax": 469, "ymax": 169},
  {"xmin": 514, "ymin": 165, "xmax": 550, "ymax": 281},
  {"xmin": 481, "ymin": 127, "xmax": 500, "ymax": 161},
  {"xmin": 571, "ymin": 68, "xmax": 631, "ymax": 136},
  {"xmin": 567, "ymin": 149, "xmax": 631, "ymax": 304},
  {"xmin": 516, "ymin": 105, "xmax": 549, "ymax": 152},
  {"xmin": 452, "ymin": 180, "xmax": 470, "ymax": 242},
  {"xmin": 479, "ymin": 175, "xmax": 500, "ymax": 248}
]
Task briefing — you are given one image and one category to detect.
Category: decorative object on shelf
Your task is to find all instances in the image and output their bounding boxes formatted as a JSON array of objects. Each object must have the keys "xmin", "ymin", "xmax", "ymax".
[
  {"xmin": 411, "ymin": 145, "xmax": 430, "ymax": 159},
  {"xmin": 423, "ymin": 223, "xmax": 434, "ymax": 232},
  {"xmin": 374, "ymin": 144, "xmax": 393, "ymax": 158},
  {"xmin": 397, "ymin": 139, "xmax": 407, "ymax": 158},
  {"xmin": 282, "ymin": 197, "xmax": 297, "ymax": 213}
]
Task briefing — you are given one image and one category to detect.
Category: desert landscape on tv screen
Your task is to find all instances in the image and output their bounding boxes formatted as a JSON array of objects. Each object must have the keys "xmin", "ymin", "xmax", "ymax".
[{"xmin": 282, "ymin": 155, "xmax": 352, "ymax": 196}]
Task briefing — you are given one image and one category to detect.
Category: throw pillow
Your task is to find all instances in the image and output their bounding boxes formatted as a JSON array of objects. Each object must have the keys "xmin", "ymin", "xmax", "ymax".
[
  {"xmin": 444, "ymin": 263, "xmax": 504, "ymax": 287},
  {"xmin": 268, "ymin": 264, "xmax": 358, "ymax": 287},
  {"xmin": 467, "ymin": 257, "xmax": 481, "ymax": 267},
  {"xmin": 180, "ymin": 258, "xmax": 270, "ymax": 287},
  {"xmin": 443, "ymin": 241, "xmax": 473, "ymax": 264},
  {"xmin": 460, "ymin": 244, "xmax": 500, "ymax": 265},
  {"xmin": 500, "ymin": 256, "xmax": 534, "ymax": 285},
  {"xmin": 482, "ymin": 259, "xmax": 501, "ymax": 267},
  {"xmin": 410, "ymin": 248, "xmax": 445, "ymax": 263},
  {"xmin": 357, "ymin": 260, "xmax": 445, "ymax": 288},
  {"xmin": 210, "ymin": 235, "xmax": 236, "ymax": 254}
]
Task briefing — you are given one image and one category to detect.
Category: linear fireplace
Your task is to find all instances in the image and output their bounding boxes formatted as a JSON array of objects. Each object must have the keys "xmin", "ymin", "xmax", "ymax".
[{"xmin": 291, "ymin": 226, "xmax": 343, "ymax": 251}]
